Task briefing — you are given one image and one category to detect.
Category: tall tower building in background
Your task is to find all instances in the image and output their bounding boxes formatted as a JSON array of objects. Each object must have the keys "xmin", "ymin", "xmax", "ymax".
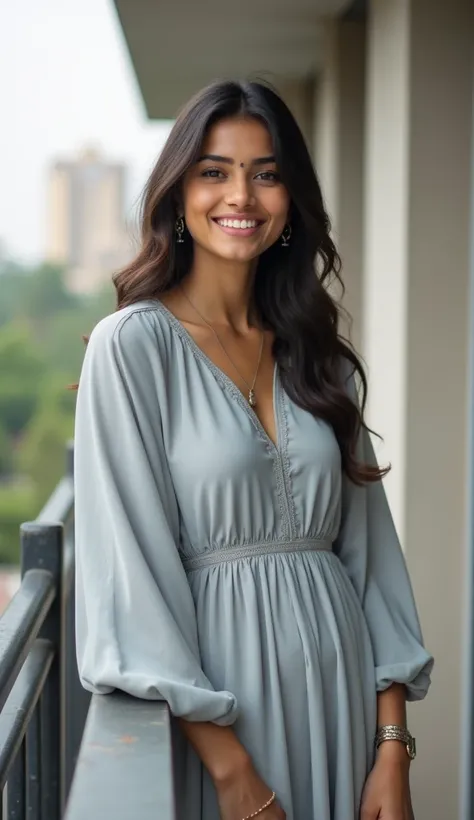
[{"xmin": 46, "ymin": 147, "xmax": 134, "ymax": 294}]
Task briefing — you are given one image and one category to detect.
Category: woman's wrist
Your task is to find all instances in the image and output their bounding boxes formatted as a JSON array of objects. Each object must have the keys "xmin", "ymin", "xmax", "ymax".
[
  {"xmin": 210, "ymin": 744, "xmax": 254, "ymax": 787},
  {"xmin": 376, "ymin": 740, "xmax": 411, "ymax": 768},
  {"xmin": 178, "ymin": 718, "xmax": 253, "ymax": 786}
]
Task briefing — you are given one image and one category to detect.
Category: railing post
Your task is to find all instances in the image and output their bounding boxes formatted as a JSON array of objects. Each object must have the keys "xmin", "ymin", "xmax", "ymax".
[
  {"xmin": 7, "ymin": 743, "xmax": 25, "ymax": 819},
  {"xmin": 20, "ymin": 522, "xmax": 65, "ymax": 820},
  {"xmin": 63, "ymin": 441, "xmax": 90, "ymax": 798}
]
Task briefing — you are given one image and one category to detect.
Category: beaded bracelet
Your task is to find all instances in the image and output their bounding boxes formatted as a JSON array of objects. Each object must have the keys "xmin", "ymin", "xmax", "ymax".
[{"xmin": 240, "ymin": 791, "xmax": 277, "ymax": 820}]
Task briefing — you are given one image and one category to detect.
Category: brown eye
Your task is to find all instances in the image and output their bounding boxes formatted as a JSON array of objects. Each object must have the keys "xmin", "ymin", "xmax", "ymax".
[
  {"xmin": 201, "ymin": 168, "xmax": 226, "ymax": 179},
  {"xmin": 255, "ymin": 171, "xmax": 280, "ymax": 183}
]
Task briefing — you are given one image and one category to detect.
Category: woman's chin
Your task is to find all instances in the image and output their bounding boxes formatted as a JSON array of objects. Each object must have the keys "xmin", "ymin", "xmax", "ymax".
[{"xmin": 206, "ymin": 240, "xmax": 262, "ymax": 264}]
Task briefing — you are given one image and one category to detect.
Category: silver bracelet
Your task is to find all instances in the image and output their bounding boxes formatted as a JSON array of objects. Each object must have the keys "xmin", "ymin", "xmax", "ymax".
[
  {"xmin": 240, "ymin": 791, "xmax": 276, "ymax": 820},
  {"xmin": 375, "ymin": 724, "xmax": 416, "ymax": 760}
]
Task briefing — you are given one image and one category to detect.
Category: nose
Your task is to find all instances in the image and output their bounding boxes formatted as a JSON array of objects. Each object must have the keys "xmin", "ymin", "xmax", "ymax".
[{"xmin": 225, "ymin": 172, "xmax": 255, "ymax": 210}]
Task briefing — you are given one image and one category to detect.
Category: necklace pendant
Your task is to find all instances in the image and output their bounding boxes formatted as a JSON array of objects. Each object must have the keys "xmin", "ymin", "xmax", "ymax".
[{"xmin": 248, "ymin": 390, "xmax": 257, "ymax": 408}]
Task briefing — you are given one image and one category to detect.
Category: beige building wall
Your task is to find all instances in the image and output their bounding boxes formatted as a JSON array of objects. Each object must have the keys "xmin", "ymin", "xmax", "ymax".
[
  {"xmin": 276, "ymin": 78, "xmax": 315, "ymax": 154},
  {"xmin": 313, "ymin": 18, "xmax": 366, "ymax": 352},
  {"xmin": 299, "ymin": 2, "xmax": 474, "ymax": 818},
  {"xmin": 46, "ymin": 149, "xmax": 132, "ymax": 294},
  {"xmin": 363, "ymin": 1, "xmax": 473, "ymax": 818},
  {"xmin": 46, "ymin": 166, "xmax": 70, "ymax": 265}
]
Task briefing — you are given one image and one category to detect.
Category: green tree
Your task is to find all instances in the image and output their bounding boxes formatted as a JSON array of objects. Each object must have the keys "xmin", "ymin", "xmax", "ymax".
[
  {"xmin": 23, "ymin": 263, "xmax": 77, "ymax": 321},
  {"xmin": 0, "ymin": 422, "xmax": 13, "ymax": 477},
  {"xmin": 0, "ymin": 484, "xmax": 38, "ymax": 565},
  {"xmin": 0, "ymin": 263, "xmax": 31, "ymax": 326},
  {"xmin": 16, "ymin": 377, "xmax": 76, "ymax": 508},
  {"xmin": 0, "ymin": 323, "xmax": 47, "ymax": 435},
  {"xmin": 37, "ymin": 281, "xmax": 115, "ymax": 378},
  {"xmin": 0, "ymin": 258, "xmax": 116, "ymax": 565}
]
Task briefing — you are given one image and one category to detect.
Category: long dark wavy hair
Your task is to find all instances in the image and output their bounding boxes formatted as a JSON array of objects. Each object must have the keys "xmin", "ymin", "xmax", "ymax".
[{"xmin": 112, "ymin": 79, "xmax": 387, "ymax": 485}]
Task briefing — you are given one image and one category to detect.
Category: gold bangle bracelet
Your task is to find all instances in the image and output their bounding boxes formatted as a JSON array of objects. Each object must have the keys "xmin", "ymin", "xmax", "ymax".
[{"xmin": 240, "ymin": 791, "xmax": 276, "ymax": 820}]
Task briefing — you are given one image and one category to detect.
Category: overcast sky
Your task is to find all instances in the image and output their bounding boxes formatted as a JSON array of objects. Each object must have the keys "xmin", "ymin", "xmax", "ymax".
[{"xmin": 0, "ymin": 0, "xmax": 172, "ymax": 264}]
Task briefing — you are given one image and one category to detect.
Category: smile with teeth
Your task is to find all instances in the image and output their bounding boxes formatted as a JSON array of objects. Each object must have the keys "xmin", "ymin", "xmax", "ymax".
[{"xmin": 214, "ymin": 218, "xmax": 261, "ymax": 229}]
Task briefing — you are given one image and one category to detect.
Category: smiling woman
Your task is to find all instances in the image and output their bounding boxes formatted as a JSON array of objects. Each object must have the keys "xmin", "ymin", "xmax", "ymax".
[{"xmin": 73, "ymin": 80, "xmax": 433, "ymax": 820}]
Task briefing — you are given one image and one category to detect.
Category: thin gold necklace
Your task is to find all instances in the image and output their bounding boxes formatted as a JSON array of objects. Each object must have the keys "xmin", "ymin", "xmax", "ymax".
[{"xmin": 179, "ymin": 285, "xmax": 265, "ymax": 408}]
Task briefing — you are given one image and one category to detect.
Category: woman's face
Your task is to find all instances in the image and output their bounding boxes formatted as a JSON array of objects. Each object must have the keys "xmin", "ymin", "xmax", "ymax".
[{"xmin": 182, "ymin": 117, "xmax": 290, "ymax": 264}]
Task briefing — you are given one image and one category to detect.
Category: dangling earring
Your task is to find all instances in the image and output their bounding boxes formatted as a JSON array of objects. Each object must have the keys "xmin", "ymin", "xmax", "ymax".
[
  {"xmin": 175, "ymin": 216, "xmax": 185, "ymax": 244},
  {"xmin": 281, "ymin": 225, "xmax": 292, "ymax": 247}
]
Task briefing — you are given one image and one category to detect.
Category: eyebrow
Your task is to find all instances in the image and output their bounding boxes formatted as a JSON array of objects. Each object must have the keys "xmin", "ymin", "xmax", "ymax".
[{"xmin": 197, "ymin": 154, "xmax": 276, "ymax": 166}]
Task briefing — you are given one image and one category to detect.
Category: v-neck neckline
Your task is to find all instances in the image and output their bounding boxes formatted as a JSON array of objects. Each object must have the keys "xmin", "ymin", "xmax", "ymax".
[{"xmin": 155, "ymin": 299, "xmax": 281, "ymax": 452}]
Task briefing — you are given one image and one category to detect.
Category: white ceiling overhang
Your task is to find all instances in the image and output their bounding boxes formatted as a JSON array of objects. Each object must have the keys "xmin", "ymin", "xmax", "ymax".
[{"xmin": 113, "ymin": 0, "xmax": 354, "ymax": 119}]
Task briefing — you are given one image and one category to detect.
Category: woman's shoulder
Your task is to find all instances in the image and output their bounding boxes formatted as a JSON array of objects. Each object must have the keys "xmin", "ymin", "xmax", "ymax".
[{"xmin": 88, "ymin": 299, "xmax": 170, "ymax": 355}]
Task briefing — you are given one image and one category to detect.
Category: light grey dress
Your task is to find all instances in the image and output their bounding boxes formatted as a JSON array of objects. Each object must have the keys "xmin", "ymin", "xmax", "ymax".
[{"xmin": 74, "ymin": 300, "xmax": 433, "ymax": 820}]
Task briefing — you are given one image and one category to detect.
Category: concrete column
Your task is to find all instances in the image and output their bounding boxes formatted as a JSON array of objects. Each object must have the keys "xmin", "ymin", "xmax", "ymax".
[
  {"xmin": 363, "ymin": 1, "xmax": 473, "ymax": 817},
  {"xmin": 313, "ymin": 19, "xmax": 366, "ymax": 350}
]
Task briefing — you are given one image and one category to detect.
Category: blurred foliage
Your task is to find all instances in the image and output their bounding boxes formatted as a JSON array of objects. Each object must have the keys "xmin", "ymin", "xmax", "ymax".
[
  {"xmin": 0, "ymin": 260, "xmax": 116, "ymax": 563},
  {"xmin": 21, "ymin": 264, "xmax": 77, "ymax": 320},
  {"xmin": 0, "ymin": 484, "xmax": 38, "ymax": 565},
  {"xmin": 0, "ymin": 323, "xmax": 47, "ymax": 435},
  {"xmin": 0, "ymin": 423, "xmax": 12, "ymax": 476},
  {"xmin": 17, "ymin": 377, "xmax": 76, "ymax": 508},
  {"xmin": 0, "ymin": 262, "xmax": 31, "ymax": 327}
]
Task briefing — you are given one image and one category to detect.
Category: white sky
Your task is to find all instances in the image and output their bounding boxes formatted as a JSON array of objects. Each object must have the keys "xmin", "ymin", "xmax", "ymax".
[{"xmin": 0, "ymin": 0, "xmax": 172, "ymax": 264}]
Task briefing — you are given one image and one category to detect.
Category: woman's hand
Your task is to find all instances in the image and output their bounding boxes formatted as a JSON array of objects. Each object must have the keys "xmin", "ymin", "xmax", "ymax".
[
  {"xmin": 214, "ymin": 756, "xmax": 286, "ymax": 820},
  {"xmin": 360, "ymin": 743, "xmax": 414, "ymax": 820}
]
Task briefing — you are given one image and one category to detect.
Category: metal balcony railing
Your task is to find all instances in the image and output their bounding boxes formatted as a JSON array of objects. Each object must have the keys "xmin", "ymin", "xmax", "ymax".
[{"xmin": 0, "ymin": 443, "xmax": 176, "ymax": 819}]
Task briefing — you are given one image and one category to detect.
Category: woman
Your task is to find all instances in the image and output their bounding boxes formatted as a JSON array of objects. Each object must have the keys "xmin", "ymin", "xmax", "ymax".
[{"xmin": 74, "ymin": 80, "xmax": 433, "ymax": 820}]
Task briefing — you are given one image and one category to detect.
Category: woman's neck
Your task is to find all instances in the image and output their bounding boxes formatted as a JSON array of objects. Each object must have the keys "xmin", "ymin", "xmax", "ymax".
[{"xmin": 183, "ymin": 248, "xmax": 257, "ymax": 330}]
